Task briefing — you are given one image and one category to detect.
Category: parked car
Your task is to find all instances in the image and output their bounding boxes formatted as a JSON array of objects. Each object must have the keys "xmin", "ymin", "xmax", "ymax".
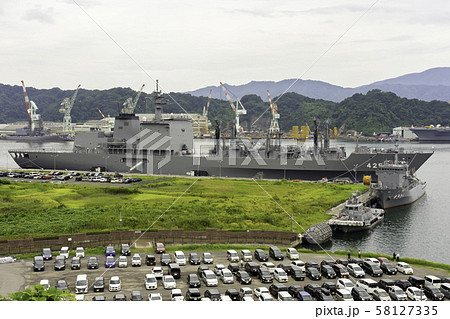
[
  {"xmin": 105, "ymin": 245, "xmax": 115, "ymax": 256},
  {"xmin": 75, "ymin": 247, "xmax": 85, "ymax": 258},
  {"xmin": 305, "ymin": 261, "xmax": 320, "ymax": 270},
  {"xmin": 424, "ymin": 275, "xmax": 442, "ymax": 288},
  {"xmin": 75, "ymin": 274, "xmax": 89, "ymax": 294},
  {"xmin": 130, "ymin": 290, "xmax": 143, "ymax": 301},
  {"xmin": 204, "ymin": 289, "xmax": 221, "ymax": 301},
  {"xmin": 155, "ymin": 242, "xmax": 165, "ymax": 254},
  {"xmin": 261, "ymin": 262, "xmax": 276, "ymax": 274},
  {"xmin": 322, "ymin": 281, "xmax": 337, "ymax": 295},
  {"xmin": 320, "ymin": 259, "xmax": 336, "ymax": 269},
  {"xmin": 259, "ymin": 293, "xmax": 275, "ymax": 301},
  {"xmin": 333, "ymin": 264, "xmax": 349, "ymax": 278},
  {"xmin": 42, "ymin": 248, "xmax": 52, "ymax": 260},
  {"xmin": 362, "ymin": 261, "xmax": 383, "ymax": 277},
  {"xmin": 71, "ymin": 257, "xmax": 81, "ymax": 270},
  {"xmin": 87, "ymin": 256, "xmax": 99, "ymax": 269},
  {"xmin": 256, "ymin": 267, "xmax": 273, "ymax": 283},
  {"xmin": 378, "ymin": 278, "xmax": 395, "ymax": 291},
  {"xmin": 377, "ymin": 257, "xmax": 391, "ymax": 265},
  {"xmin": 273, "ymin": 268, "xmax": 289, "ymax": 283},
  {"xmin": 337, "ymin": 278, "xmax": 355, "ymax": 290},
  {"xmin": 39, "ymin": 279, "xmax": 50, "ymax": 289},
  {"xmin": 409, "ymin": 276, "xmax": 426, "ymax": 289},
  {"xmin": 277, "ymin": 263, "xmax": 294, "ymax": 275},
  {"xmin": 254, "ymin": 249, "xmax": 268, "ymax": 262},
  {"xmin": 59, "ymin": 246, "xmax": 69, "ymax": 259},
  {"xmin": 213, "ymin": 264, "xmax": 226, "ymax": 276},
  {"xmin": 321, "ymin": 265, "xmax": 337, "ymax": 279},
  {"xmin": 109, "ymin": 276, "xmax": 121, "ymax": 292},
  {"xmin": 145, "ymin": 274, "xmax": 157, "ymax": 290},
  {"xmin": 160, "ymin": 253, "xmax": 171, "ymax": 266},
  {"xmin": 254, "ymin": 287, "xmax": 270, "ymax": 298},
  {"xmin": 356, "ymin": 278, "xmax": 378, "ymax": 294},
  {"xmin": 304, "ymin": 283, "xmax": 322, "ymax": 297},
  {"xmin": 227, "ymin": 263, "xmax": 239, "ymax": 275},
  {"xmin": 152, "ymin": 267, "xmax": 163, "ymax": 280},
  {"xmin": 54, "ymin": 255, "xmax": 66, "ymax": 271},
  {"xmin": 168, "ymin": 263, "xmax": 181, "ymax": 279},
  {"xmin": 315, "ymin": 288, "xmax": 334, "ymax": 301},
  {"xmin": 371, "ymin": 288, "xmax": 391, "ymax": 301},
  {"xmin": 381, "ymin": 262, "xmax": 398, "ymax": 275},
  {"xmin": 423, "ymin": 285, "xmax": 445, "ymax": 301},
  {"xmin": 33, "ymin": 256, "xmax": 45, "ymax": 272},
  {"xmin": 352, "ymin": 287, "xmax": 372, "ymax": 301},
  {"xmin": 287, "ymin": 285, "xmax": 303, "ymax": 297},
  {"xmin": 241, "ymin": 249, "xmax": 253, "ymax": 262},
  {"xmin": 162, "ymin": 275, "xmax": 176, "ymax": 289},
  {"xmin": 225, "ymin": 288, "xmax": 240, "ymax": 301},
  {"xmin": 105, "ymin": 256, "xmax": 115, "ymax": 268},
  {"xmin": 55, "ymin": 279, "xmax": 69, "ymax": 291},
  {"xmin": 145, "ymin": 254, "xmax": 156, "ymax": 266},
  {"xmin": 113, "ymin": 294, "xmax": 126, "ymax": 301},
  {"xmin": 202, "ymin": 252, "xmax": 214, "ymax": 264},
  {"xmin": 170, "ymin": 289, "xmax": 184, "ymax": 301},
  {"xmin": 278, "ymin": 290, "xmax": 294, "ymax": 301},
  {"xmin": 118, "ymin": 256, "xmax": 128, "ymax": 268},
  {"xmin": 336, "ymin": 288, "xmax": 354, "ymax": 301},
  {"xmin": 93, "ymin": 277, "xmax": 105, "ymax": 292},
  {"xmin": 296, "ymin": 291, "xmax": 313, "ymax": 301},
  {"xmin": 174, "ymin": 251, "xmax": 186, "ymax": 266},
  {"xmin": 347, "ymin": 263, "xmax": 365, "ymax": 278},
  {"xmin": 349, "ymin": 257, "xmax": 364, "ymax": 266},
  {"xmin": 236, "ymin": 270, "xmax": 252, "ymax": 284},
  {"xmin": 202, "ymin": 270, "xmax": 218, "ymax": 286},
  {"xmin": 291, "ymin": 260, "xmax": 306, "ymax": 271},
  {"xmin": 239, "ymin": 287, "xmax": 253, "ymax": 299},
  {"xmin": 227, "ymin": 250, "xmax": 240, "ymax": 262},
  {"xmin": 197, "ymin": 265, "xmax": 209, "ymax": 277},
  {"xmin": 186, "ymin": 273, "xmax": 201, "ymax": 288},
  {"xmin": 287, "ymin": 248, "xmax": 299, "ymax": 260},
  {"xmin": 189, "ymin": 252, "xmax": 201, "ymax": 265},
  {"xmin": 439, "ymin": 283, "xmax": 450, "ymax": 299},
  {"xmin": 306, "ymin": 267, "xmax": 321, "ymax": 280},
  {"xmin": 336, "ymin": 258, "xmax": 349, "ymax": 266},
  {"xmin": 290, "ymin": 265, "xmax": 305, "ymax": 281},
  {"xmin": 395, "ymin": 279, "xmax": 412, "ymax": 291},
  {"xmin": 388, "ymin": 286, "xmax": 408, "ymax": 301},
  {"xmin": 396, "ymin": 262, "xmax": 414, "ymax": 275},
  {"xmin": 269, "ymin": 283, "xmax": 288, "ymax": 299},
  {"xmin": 220, "ymin": 269, "xmax": 234, "ymax": 284},
  {"xmin": 269, "ymin": 246, "xmax": 284, "ymax": 261},
  {"xmin": 186, "ymin": 288, "xmax": 201, "ymax": 301},
  {"xmin": 406, "ymin": 287, "xmax": 427, "ymax": 301}
]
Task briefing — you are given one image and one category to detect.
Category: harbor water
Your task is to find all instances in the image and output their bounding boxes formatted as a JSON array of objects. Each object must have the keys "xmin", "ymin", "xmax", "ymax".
[{"xmin": 0, "ymin": 139, "xmax": 449, "ymax": 264}]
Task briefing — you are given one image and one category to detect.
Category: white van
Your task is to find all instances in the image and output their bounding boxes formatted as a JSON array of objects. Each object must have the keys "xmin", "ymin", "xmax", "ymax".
[
  {"xmin": 75, "ymin": 274, "xmax": 88, "ymax": 294},
  {"xmin": 174, "ymin": 251, "xmax": 186, "ymax": 266},
  {"xmin": 60, "ymin": 246, "xmax": 69, "ymax": 259},
  {"xmin": 424, "ymin": 275, "xmax": 441, "ymax": 288}
]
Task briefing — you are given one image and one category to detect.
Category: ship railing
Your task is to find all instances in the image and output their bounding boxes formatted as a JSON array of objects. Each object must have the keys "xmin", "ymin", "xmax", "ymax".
[{"xmin": 8, "ymin": 149, "xmax": 74, "ymax": 153}]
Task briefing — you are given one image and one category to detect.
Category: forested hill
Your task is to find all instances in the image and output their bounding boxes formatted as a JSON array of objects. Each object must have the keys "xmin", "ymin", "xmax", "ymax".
[{"xmin": 1, "ymin": 83, "xmax": 449, "ymax": 135}]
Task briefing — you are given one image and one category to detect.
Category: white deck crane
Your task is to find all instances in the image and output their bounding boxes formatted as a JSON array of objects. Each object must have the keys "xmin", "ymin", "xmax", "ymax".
[
  {"xmin": 267, "ymin": 89, "xmax": 280, "ymax": 134},
  {"xmin": 97, "ymin": 107, "xmax": 113, "ymax": 131},
  {"xmin": 202, "ymin": 89, "xmax": 212, "ymax": 117},
  {"xmin": 220, "ymin": 82, "xmax": 247, "ymax": 134},
  {"xmin": 121, "ymin": 84, "xmax": 145, "ymax": 114},
  {"xmin": 59, "ymin": 84, "xmax": 81, "ymax": 133},
  {"xmin": 21, "ymin": 80, "xmax": 42, "ymax": 135}
]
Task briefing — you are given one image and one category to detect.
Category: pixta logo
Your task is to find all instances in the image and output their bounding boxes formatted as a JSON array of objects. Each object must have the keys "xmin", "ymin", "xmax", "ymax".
[{"xmin": 126, "ymin": 129, "xmax": 171, "ymax": 174}]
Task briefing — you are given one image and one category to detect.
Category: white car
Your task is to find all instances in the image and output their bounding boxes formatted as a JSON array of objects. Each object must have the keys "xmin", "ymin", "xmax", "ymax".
[
  {"xmin": 335, "ymin": 288, "xmax": 354, "ymax": 301},
  {"xmin": 162, "ymin": 275, "xmax": 176, "ymax": 289},
  {"xmin": 406, "ymin": 287, "xmax": 427, "ymax": 301},
  {"xmin": 291, "ymin": 260, "xmax": 305, "ymax": 271},
  {"xmin": 241, "ymin": 250, "xmax": 252, "ymax": 262},
  {"xmin": 239, "ymin": 287, "xmax": 253, "ymax": 299},
  {"xmin": 221, "ymin": 295, "xmax": 232, "ymax": 301},
  {"xmin": 148, "ymin": 293, "xmax": 163, "ymax": 301},
  {"xmin": 287, "ymin": 248, "xmax": 299, "ymax": 260},
  {"xmin": 396, "ymin": 262, "xmax": 413, "ymax": 275},
  {"xmin": 145, "ymin": 274, "xmax": 157, "ymax": 290},
  {"xmin": 109, "ymin": 276, "xmax": 121, "ymax": 292},
  {"xmin": 152, "ymin": 267, "xmax": 163, "ymax": 280},
  {"xmin": 171, "ymin": 288, "xmax": 184, "ymax": 301},
  {"xmin": 347, "ymin": 263, "xmax": 365, "ymax": 278},
  {"xmin": 132, "ymin": 254, "xmax": 142, "ymax": 267},
  {"xmin": 220, "ymin": 268, "xmax": 234, "ymax": 284},
  {"xmin": 202, "ymin": 252, "xmax": 214, "ymax": 264},
  {"xmin": 261, "ymin": 262, "xmax": 276, "ymax": 274},
  {"xmin": 254, "ymin": 287, "xmax": 270, "ymax": 298},
  {"xmin": 259, "ymin": 293, "xmax": 274, "ymax": 301},
  {"xmin": 174, "ymin": 251, "xmax": 186, "ymax": 266},
  {"xmin": 363, "ymin": 258, "xmax": 380, "ymax": 265},
  {"xmin": 39, "ymin": 279, "xmax": 50, "ymax": 289},
  {"xmin": 356, "ymin": 278, "xmax": 378, "ymax": 294},
  {"xmin": 278, "ymin": 291, "xmax": 293, "ymax": 301},
  {"xmin": 75, "ymin": 294, "xmax": 85, "ymax": 301},
  {"xmin": 118, "ymin": 255, "xmax": 128, "ymax": 268},
  {"xmin": 273, "ymin": 268, "xmax": 288, "ymax": 283},
  {"xmin": 75, "ymin": 247, "xmax": 85, "ymax": 258},
  {"xmin": 337, "ymin": 278, "xmax": 355, "ymax": 290},
  {"xmin": 213, "ymin": 264, "xmax": 226, "ymax": 276},
  {"xmin": 371, "ymin": 288, "xmax": 392, "ymax": 301},
  {"xmin": 202, "ymin": 270, "xmax": 218, "ymax": 287},
  {"xmin": 60, "ymin": 246, "xmax": 69, "ymax": 259},
  {"xmin": 388, "ymin": 286, "xmax": 408, "ymax": 301}
]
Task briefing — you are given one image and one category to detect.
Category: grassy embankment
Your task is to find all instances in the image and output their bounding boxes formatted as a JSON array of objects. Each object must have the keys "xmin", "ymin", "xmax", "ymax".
[{"xmin": 0, "ymin": 177, "xmax": 367, "ymax": 240}]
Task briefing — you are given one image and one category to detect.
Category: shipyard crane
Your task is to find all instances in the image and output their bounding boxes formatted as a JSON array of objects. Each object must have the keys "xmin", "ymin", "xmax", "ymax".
[
  {"xmin": 267, "ymin": 89, "xmax": 280, "ymax": 134},
  {"xmin": 121, "ymin": 84, "xmax": 145, "ymax": 114},
  {"xmin": 202, "ymin": 89, "xmax": 212, "ymax": 117},
  {"xmin": 97, "ymin": 107, "xmax": 113, "ymax": 131},
  {"xmin": 59, "ymin": 84, "xmax": 81, "ymax": 133},
  {"xmin": 220, "ymin": 82, "xmax": 247, "ymax": 134},
  {"xmin": 21, "ymin": 80, "xmax": 43, "ymax": 135}
]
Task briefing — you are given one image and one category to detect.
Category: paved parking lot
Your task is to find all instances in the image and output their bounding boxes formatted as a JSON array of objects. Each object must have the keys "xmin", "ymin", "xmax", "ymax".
[{"xmin": 5, "ymin": 248, "xmax": 449, "ymax": 301}]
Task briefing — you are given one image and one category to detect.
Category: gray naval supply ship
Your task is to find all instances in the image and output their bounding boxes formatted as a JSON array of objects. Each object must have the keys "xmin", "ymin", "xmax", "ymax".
[
  {"xmin": 371, "ymin": 144, "xmax": 427, "ymax": 209},
  {"xmin": 8, "ymin": 87, "xmax": 433, "ymax": 181}
]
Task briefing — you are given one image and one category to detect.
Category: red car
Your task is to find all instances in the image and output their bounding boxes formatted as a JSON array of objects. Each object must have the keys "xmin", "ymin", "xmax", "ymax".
[
  {"xmin": 155, "ymin": 242, "xmax": 165, "ymax": 254},
  {"xmin": 377, "ymin": 257, "xmax": 391, "ymax": 265}
]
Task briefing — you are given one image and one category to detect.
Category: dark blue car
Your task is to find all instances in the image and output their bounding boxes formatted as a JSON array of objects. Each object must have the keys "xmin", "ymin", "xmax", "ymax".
[
  {"xmin": 296, "ymin": 291, "xmax": 313, "ymax": 301},
  {"xmin": 105, "ymin": 256, "xmax": 116, "ymax": 268},
  {"xmin": 42, "ymin": 248, "xmax": 52, "ymax": 260},
  {"xmin": 106, "ymin": 246, "xmax": 116, "ymax": 257}
]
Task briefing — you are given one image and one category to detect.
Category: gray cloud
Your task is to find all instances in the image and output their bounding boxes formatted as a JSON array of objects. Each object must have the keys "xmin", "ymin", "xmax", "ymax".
[{"xmin": 24, "ymin": 6, "xmax": 56, "ymax": 24}]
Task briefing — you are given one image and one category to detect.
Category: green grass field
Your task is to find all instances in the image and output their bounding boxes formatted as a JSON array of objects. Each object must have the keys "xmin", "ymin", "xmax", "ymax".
[{"xmin": 0, "ymin": 178, "xmax": 367, "ymax": 239}]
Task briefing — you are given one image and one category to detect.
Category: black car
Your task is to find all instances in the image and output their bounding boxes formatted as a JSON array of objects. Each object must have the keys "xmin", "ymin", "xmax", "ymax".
[
  {"xmin": 336, "ymin": 258, "xmax": 349, "ymax": 266},
  {"xmin": 316, "ymin": 288, "xmax": 334, "ymax": 301},
  {"xmin": 277, "ymin": 263, "xmax": 294, "ymax": 275},
  {"xmin": 121, "ymin": 243, "xmax": 131, "ymax": 256},
  {"xmin": 197, "ymin": 266, "xmax": 209, "ymax": 277},
  {"xmin": 228, "ymin": 263, "xmax": 239, "ymax": 275},
  {"xmin": 291, "ymin": 266, "xmax": 305, "ymax": 281},
  {"xmin": 349, "ymin": 257, "xmax": 364, "ymax": 266},
  {"xmin": 352, "ymin": 287, "xmax": 372, "ymax": 301},
  {"xmin": 131, "ymin": 290, "xmax": 143, "ymax": 301},
  {"xmin": 87, "ymin": 256, "xmax": 99, "ymax": 269},
  {"xmin": 305, "ymin": 261, "xmax": 320, "ymax": 270},
  {"xmin": 320, "ymin": 260, "xmax": 336, "ymax": 269},
  {"xmin": 378, "ymin": 278, "xmax": 395, "ymax": 291},
  {"xmin": 55, "ymin": 279, "xmax": 69, "ymax": 291},
  {"xmin": 288, "ymin": 285, "xmax": 303, "ymax": 297},
  {"xmin": 304, "ymin": 283, "xmax": 322, "ymax": 297},
  {"xmin": 160, "ymin": 253, "xmax": 171, "ymax": 266},
  {"xmin": 381, "ymin": 262, "xmax": 398, "ymax": 275},
  {"xmin": 257, "ymin": 267, "xmax": 273, "ymax": 283},
  {"xmin": 189, "ymin": 253, "xmax": 201, "ymax": 265},
  {"xmin": 54, "ymin": 256, "xmax": 66, "ymax": 271},
  {"xmin": 321, "ymin": 265, "xmax": 337, "ymax": 279},
  {"xmin": 332, "ymin": 264, "xmax": 350, "ymax": 278},
  {"xmin": 395, "ymin": 279, "xmax": 412, "ymax": 291},
  {"xmin": 145, "ymin": 254, "xmax": 156, "ymax": 266},
  {"xmin": 33, "ymin": 256, "xmax": 45, "ymax": 272},
  {"xmin": 306, "ymin": 267, "xmax": 322, "ymax": 280},
  {"xmin": 423, "ymin": 285, "xmax": 445, "ymax": 301},
  {"xmin": 269, "ymin": 283, "xmax": 288, "ymax": 298},
  {"xmin": 71, "ymin": 257, "xmax": 81, "ymax": 270},
  {"xmin": 204, "ymin": 289, "xmax": 221, "ymax": 301},
  {"xmin": 442, "ymin": 277, "xmax": 450, "ymax": 284},
  {"xmin": 225, "ymin": 288, "xmax": 240, "ymax": 301},
  {"xmin": 408, "ymin": 276, "xmax": 425, "ymax": 289},
  {"xmin": 186, "ymin": 288, "xmax": 201, "ymax": 301},
  {"xmin": 236, "ymin": 270, "xmax": 252, "ymax": 284},
  {"xmin": 254, "ymin": 249, "xmax": 269, "ymax": 262},
  {"xmin": 93, "ymin": 277, "xmax": 105, "ymax": 292},
  {"xmin": 187, "ymin": 273, "xmax": 201, "ymax": 288},
  {"xmin": 362, "ymin": 261, "xmax": 383, "ymax": 277},
  {"xmin": 245, "ymin": 262, "xmax": 260, "ymax": 276},
  {"xmin": 269, "ymin": 246, "xmax": 284, "ymax": 261},
  {"xmin": 322, "ymin": 282, "xmax": 337, "ymax": 295}
]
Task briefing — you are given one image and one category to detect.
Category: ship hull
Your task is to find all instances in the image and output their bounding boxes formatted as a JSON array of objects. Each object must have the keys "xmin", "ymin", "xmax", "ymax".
[
  {"xmin": 373, "ymin": 182, "xmax": 426, "ymax": 209},
  {"xmin": 0, "ymin": 135, "xmax": 71, "ymax": 142},
  {"xmin": 410, "ymin": 127, "xmax": 450, "ymax": 142},
  {"xmin": 8, "ymin": 150, "xmax": 433, "ymax": 182}
]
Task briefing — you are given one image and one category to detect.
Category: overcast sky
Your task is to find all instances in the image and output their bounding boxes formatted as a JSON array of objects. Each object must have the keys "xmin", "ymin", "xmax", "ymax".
[{"xmin": 1, "ymin": 0, "xmax": 450, "ymax": 94}]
